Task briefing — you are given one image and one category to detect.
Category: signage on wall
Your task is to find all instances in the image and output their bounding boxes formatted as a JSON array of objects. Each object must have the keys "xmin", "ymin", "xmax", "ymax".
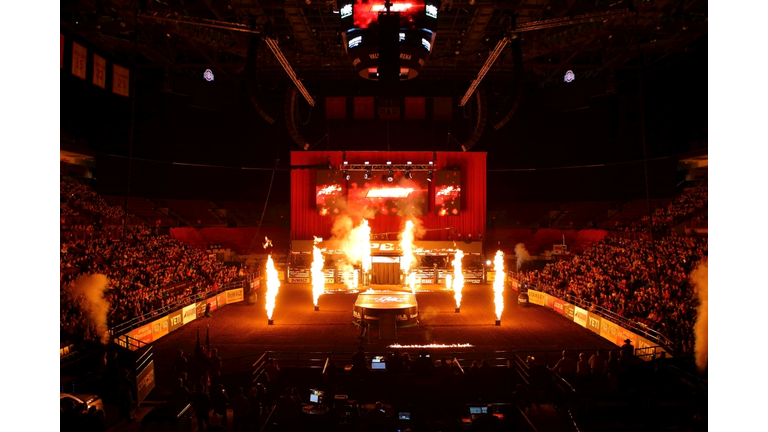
[{"xmin": 564, "ymin": 70, "xmax": 575, "ymax": 83}]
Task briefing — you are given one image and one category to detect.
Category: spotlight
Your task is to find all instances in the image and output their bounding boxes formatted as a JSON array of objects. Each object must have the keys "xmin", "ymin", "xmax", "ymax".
[
  {"xmin": 405, "ymin": 169, "xmax": 412, "ymax": 179},
  {"xmin": 365, "ymin": 167, "xmax": 372, "ymax": 180},
  {"xmin": 486, "ymin": 260, "xmax": 491, "ymax": 266},
  {"xmin": 343, "ymin": 171, "xmax": 350, "ymax": 180},
  {"xmin": 387, "ymin": 169, "xmax": 394, "ymax": 182},
  {"xmin": 427, "ymin": 170, "xmax": 433, "ymax": 182}
]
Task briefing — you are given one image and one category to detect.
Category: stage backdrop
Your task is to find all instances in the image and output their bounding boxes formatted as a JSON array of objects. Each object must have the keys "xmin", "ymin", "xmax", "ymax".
[{"xmin": 291, "ymin": 151, "xmax": 486, "ymax": 241}]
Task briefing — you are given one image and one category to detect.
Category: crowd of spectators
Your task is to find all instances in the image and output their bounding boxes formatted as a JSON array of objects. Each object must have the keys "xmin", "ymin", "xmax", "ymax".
[
  {"xmin": 60, "ymin": 179, "xmax": 242, "ymax": 345},
  {"xmin": 518, "ymin": 234, "xmax": 707, "ymax": 354},
  {"xmin": 639, "ymin": 182, "xmax": 708, "ymax": 229}
]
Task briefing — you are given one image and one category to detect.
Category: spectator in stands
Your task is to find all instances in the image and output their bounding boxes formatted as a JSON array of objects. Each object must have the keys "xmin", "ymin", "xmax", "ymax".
[
  {"xmin": 620, "ymin": 339, "xmax": 634, "ymax": 357},
  {"xmin": 549, "ymin": 351, "xmax": 577, "ymax": 383},
  {"xmin": 230, "ymin": 387, "xmax": 252, "ymax": 432},
  {"xmin": 172, "ymin": 378, "xmax": 190, "ymax": 404},
  {"xmin": 576, "ymin": 353, "xmax": 590, "ymax": 385},
  {"xmin": 471, "ymin": 404, "xmax": 500, "ymax": 431},
  {"xmin": 589, "ymin": 349, "xmax": 607, "ymax": 383},
  {"xmin": 211, "ymin": 384, "xmax": 229, "ymax": 428},
  {"xmin": 174, "ymin": 350, "xmax": 187, "ymax": 376},
  {"xmin": 352, "ymin": 346, "xmax": 368, "ymax": 373},
  {"xmin": 192, "ymin": 388, "xmax": 211, "ymax": 431}
]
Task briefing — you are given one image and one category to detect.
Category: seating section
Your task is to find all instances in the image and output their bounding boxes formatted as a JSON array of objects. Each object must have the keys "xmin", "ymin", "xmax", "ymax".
[
  {"xmin": 601, "ymin": 198, "xmax": 673, "ymax": 229},
  {"xmin": 519, "ymin": 234, "xmax": 707, "ymax": 354},
  {"xmin": 103, "ymin": 196, "xmax": 177, "ymax": 226},
  {"xmin": 60, "ymin": 180, "xmax": 242, "ymax": 345},
  {"xmin": 491, "ymin": 201, "xmax": 560, "ymax": 227},
  {"xmin": 156, "ymin": 199, "xmax": 226, "ymax": 226},
  {"xmin": 552, "ymin": 201, "xmax": 620, "ymax": 228}
]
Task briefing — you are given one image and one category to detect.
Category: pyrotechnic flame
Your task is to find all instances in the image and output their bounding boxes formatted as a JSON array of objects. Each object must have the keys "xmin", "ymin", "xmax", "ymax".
[
  {"xmin": 264, "ymin": 254, "xmax": 281, "ymax": 320},
  {"xmin": 317, "ymin": 184, "xmax": 342, "ymax": 195},
  {"xmin": 400, "ymin": 220, "xmax": 417, "ymax": 291},
  {"xmin": 311, "ymin": 237, "xmax": 325, "ymax": 307},
  {"xmin": 387, "ymin": 343, "xmax": 475, "ymax": 349},
  {"xmin": 408, "ymin": 272, "xmax": 417, "ymax": 293},
  {"xmin": 445, "ymin": 274, "xmax": 452, "ymax": 289},
  {"xmin": 349, "ymin": 219, "xmax": 372, "ymax": 273},
  {"xmin": 263, "ymin": 236, "xmax": 273, "ymax": 249},
  {"xmin": 493, "ymin": 250, "xmax": 505, "ymax": 320},
  {"xmin": 452, "ymin": 249, "xmax": 464, "ymax": 308}
]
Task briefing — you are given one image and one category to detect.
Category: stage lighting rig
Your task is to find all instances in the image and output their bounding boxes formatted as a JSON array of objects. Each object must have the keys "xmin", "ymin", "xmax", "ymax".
[
  {"xmin": 387, "ymin": 169, "xmax": 394, "ymax": 182},
  {"xmin": 405, "ymin": 168, "xmax": 413, "ymax": 179},
  {"xmin": 365, "ymin": 167, "xmax": 372, "ymax": 180},
  {"xmin": 344, "ymin": 171, "xmax": 350, "ymax": 180}
]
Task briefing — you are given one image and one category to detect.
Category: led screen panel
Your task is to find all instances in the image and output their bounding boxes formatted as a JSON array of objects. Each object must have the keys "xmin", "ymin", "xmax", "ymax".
[
  {"xmin": 353, "ymin": 0, "xmax": 426, "ymax": 30},
  {"xmin": 347, "ymin": 169, "xmax": 428, "ymax": 216},
  {"xmin": 434, "ymin": 170, "xmax": 461, "ymax": 216},
  {"xmin": 316, "ymin": 170, "xmax": 345, "ymax": 216}
]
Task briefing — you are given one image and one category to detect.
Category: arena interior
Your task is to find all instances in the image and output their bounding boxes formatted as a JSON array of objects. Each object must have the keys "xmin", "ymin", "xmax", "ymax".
[{"xmin": 58, "ymin": 1, "xmax": 709, "ymax": 431}]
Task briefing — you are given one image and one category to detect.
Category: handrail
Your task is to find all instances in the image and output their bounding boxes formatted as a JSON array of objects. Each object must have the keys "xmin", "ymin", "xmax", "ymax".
[
  {"xmin": 258, "ymin": 406, "xmax": 276, "ymax": 432},
  {"xmin": 515, "ymin": 404, "xmax": 538, "ymax": 432},
  {"xmin": 452, "ymin": 357, "xmax": 465, "ymax": 374},
  {"xmin": 322, "ymin": 357, "xmax": 331, "ymax": 375}
]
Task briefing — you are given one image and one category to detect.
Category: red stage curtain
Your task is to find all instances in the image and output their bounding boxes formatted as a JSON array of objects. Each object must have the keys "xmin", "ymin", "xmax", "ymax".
[{"xmin": 291, "ymin": 151, "xmax": 486, "ymax": 242}]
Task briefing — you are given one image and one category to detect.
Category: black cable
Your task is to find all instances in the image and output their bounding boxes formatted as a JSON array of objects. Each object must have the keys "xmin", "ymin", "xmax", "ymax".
[{"xmin": 247, "ymin": 169, "xmax": 277, "ymax": 255}]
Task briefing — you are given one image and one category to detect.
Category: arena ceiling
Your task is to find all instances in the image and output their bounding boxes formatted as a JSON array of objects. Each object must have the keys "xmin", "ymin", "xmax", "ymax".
[{"xmin": 60, "ymin": 0, "xmax": 708, "ymax": 85}]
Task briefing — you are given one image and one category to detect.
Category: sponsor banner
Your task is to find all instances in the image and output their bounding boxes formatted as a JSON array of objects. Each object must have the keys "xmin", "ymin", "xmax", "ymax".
[
  {"xmin": 510, "ymin": 278, "xmax": 519, "ymax": 291},
  {"xmin": 289, "ymin": 278, "xmax": 309, "ymax": 283},
  {"xmin": 182, "ymin": 304, "xmax": 197, "ymax": 324},
  {"xmin": 168, "ymin": 309, "xmax": 184, "ymax": 332},
  {"xmin": 196, "ymin": 301, "xmax": 207, "ymax": 318},
  {"xmin": 544, "ymin": 294, "xmax": 555, "ymax": 309},
  {"xmin": 600, "ymin": 319, "xmax": 613, "ymax": 341},
  {"xmin": 226, "ymin": 288, "xmax": 244, "ymax": 304},
  {"xmin": 563, "ymin": 303, "xmax": 575, "ymax": 321},
  {"xmin": 573, "ymin": 306, "xmax": 588, "ymax": 327},
  {"xmin": 603, "ymin": 320, "xmax": 620, "ymax": 344},
  {"xmin": 206, "ymin": 296, "xmax": 218, "ymax": 312},
  {"xmin": 216, "ymin": 292, "xmax": 227, "ymax": 308},
  {"xmin": 553, "ymin": 299, "xmax": 564, "ymax": 314},
  {"xmin": 486, "ymin": 272, "xmax": 495, "ymax": 282},
  {"xmin": 635, "ymin": 336, "xmax": 659, "ymax": 361},
  {"xmin": 113, "ymin": 64, "xmax": 130, "ymax": 97},
  {"xmin": 616, "ymin": 326, "xmax": 637, "ymax": 348},
  {"xmin": 136, "ymin": 360, "xmax": 155, "ymax": 405},
  {"xmin": 252, "ymin": 276, "xmax": 260, "ymax": 290},
  {"xmin": 527, "ymin": 289, "xmax": 546, "ymax": 306},
  {"xmin": 586, "ymin": 312, "xmax": 601, "ymax": 334},
  {"xmin": 92, "ymin": 54, "xmax": 106, "ymax": 89},
  {"xmin": 131, "ymin": 323, "xmax": 153, "ymax": 345},
  {"xmin": 71, "ymin": 42, "xmax": 87, "ymax": 80},
  {"xmin": 151, "ymin": 317, "xmax": 169, "ymax": 341}
]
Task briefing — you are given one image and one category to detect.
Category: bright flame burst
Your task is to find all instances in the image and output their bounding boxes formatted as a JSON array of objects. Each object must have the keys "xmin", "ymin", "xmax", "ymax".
[
  {"xmin": 400, "ymin": 220, "xmax": 417, "ymax": 292},
  {"xmin": 452, "ymin": 249, "xmax": 464, "ymax": 308},
  {"xmin": 387, "ymin": 343, "xmax": 475, "ymax": 349},
  {"xmin": 355, "ymin": 220, "xmax": 372, "ymax": 274},
  {"xmin": 445, "ymin": 274, "xmax": 452, "ymax": 290},
  {"xmin": 493, "ymin": 250, "xmax": 505, "ymax": 320},
  {"xmin": 265, "ymin": 254, "xmax": 281, "ymax": 320},
  {"xmin": 311, "ymin": 237, "xmax": 325, "ymax": 307}
]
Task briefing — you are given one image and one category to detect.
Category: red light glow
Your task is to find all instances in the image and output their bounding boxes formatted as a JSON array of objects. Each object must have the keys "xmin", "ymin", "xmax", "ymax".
[{"xmin": 365, "ymin": 187, "xmax": 414, "ymax": 198}]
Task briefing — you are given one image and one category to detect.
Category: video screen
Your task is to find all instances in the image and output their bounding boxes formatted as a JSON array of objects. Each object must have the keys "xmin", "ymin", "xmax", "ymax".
[
  {"xmin": 316, "ymin": 170, "xmax": 345, "ymax": 216},
  {"xmin": 348, "ymin": 169, "xmax": 428, "ymax": 216},
  {"xmin": 353, "ymin": 0, "xmax": 426, "ymax": 29},
  {"xmin": 310, "ymin": 389, "xmax": 324, "ymax": 404},
  {"xmin": 371, "ymin": 355, "xmax": 387, "ymax": 370},
  {"xmin": 434, "ymin": 170, "xmax": 461, "ymax": 216}
]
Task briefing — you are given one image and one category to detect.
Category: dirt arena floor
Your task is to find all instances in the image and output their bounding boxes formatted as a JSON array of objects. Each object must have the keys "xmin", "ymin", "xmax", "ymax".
[{"xmin": 150, "ymin": 283, "xmax": 616, "ymax": 389}]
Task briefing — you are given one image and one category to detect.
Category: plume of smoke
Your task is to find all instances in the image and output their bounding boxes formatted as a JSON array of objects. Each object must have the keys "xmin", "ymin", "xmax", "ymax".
[
  {"xmin": 73, "ymin": 274, "xmax": 111, "ymax": 344},
  {"xmin": 691, "ymin": 258, "xmax": 708, "ymax": 373},
  {"xmin": 514, "ymin": 243, "xmax": 531, "ymax": 270}
]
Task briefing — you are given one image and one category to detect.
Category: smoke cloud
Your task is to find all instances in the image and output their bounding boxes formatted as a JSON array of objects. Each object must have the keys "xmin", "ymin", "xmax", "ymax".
[
  {"xmin": 514, "ymin": 243, "xmax": 531, "ymax": 270},
  {"xmin": 691, "ymin": 258, "xmax": 708, "ymax": 373},
  {"xmin": 73, "ymin": 274, "xmax": 111, "ymax": 344}
]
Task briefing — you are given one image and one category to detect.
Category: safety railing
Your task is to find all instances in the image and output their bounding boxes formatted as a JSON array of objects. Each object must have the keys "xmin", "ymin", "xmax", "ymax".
[{"xmin": 109, "ymin": 278, "xmax": 248, "ymax": 337}]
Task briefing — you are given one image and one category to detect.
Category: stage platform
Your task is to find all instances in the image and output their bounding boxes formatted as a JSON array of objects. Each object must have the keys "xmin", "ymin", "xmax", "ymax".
[{"xmin": 353, "ymin": 290, "xmax": 419, "ymax": 328}]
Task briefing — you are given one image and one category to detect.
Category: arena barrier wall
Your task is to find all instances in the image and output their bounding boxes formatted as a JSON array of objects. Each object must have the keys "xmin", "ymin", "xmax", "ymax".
[{"xmin": 526, "ymin": 289, "xmax": 672, "ymax": 359}]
